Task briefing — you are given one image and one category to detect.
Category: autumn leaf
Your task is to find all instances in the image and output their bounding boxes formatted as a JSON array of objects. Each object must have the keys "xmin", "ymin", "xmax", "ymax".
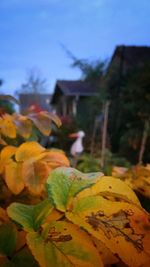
[
  {"xmin": 75, "ymin": 176, "xmax": 141, "ymax": 207},
  {"xmin": 13, "ymin": 113, "xmax": 33, "ymax": 139},
  {"xmin": 39, "ymin": 149, "xmax": 70, "ymax": 168},
  {"xmin": 43, "ymin": 209, "xmax": 64, "ymax": 225},
  {"xmin": 0, "ymin": 114, "xmax": 16, "ymax": 138},
  {"xmin": 27, "ymin": 111, "xmax": 59, "ymax": 136},
  {"xmin": 0, "ymin": 145, "xmax": 17, "ymax": 174},
  {"xmin": 5, "ymin": 161, "xmax": 24, "ymax": 195},
  {"xmin": 92, "ymin": 237, "xmax": 119, "ymax": 265},
  {"xmin": 15, "ymin": 141, "xmax": 45, "ymax": 162},
  {"xmin": 66, "ymin": 195, "xmax": 150, "ymax": 267},
  {"xmin": 22, "ymin": 160, "xmax": 50, "ymax": 195},
  {"xmin": 27, "ymin": 221, "xmax": 103, "ymax": 267}
]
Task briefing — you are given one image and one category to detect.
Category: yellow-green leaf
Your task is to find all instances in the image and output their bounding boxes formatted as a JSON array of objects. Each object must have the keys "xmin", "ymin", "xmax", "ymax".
[
  {"xmin": 46, "ymin": 167, "xmax": 102, "ymax": 212},
  {"xmin": 7, "ymin": 199, "xmax": 53, "ymax": 232},
  {"xmin": 27, "ymin": 221, "xmax": 103, "ymax": 267}
]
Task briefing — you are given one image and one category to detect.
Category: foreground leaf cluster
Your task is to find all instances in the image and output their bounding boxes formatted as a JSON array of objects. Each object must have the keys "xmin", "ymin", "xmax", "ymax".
[
  {"xmin": 0, "ymin": 141, "xmax": 69, "ymax": 197},
  {"xmin": 5, "ymin": 167, "xmax": 150, "ymax": 267}
]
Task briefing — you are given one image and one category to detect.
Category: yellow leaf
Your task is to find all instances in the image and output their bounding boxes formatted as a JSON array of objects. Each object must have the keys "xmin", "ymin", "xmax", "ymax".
[
  {"xmin": 67, "ymin": 196, "xmax": 150, "ymax": 267},
  {"xmin": 0, "ymin": 114, "xmax": 16, "ymax": 138},
  {"xmin": 5, "ymin": 161, "xmax": 24, "ymax": 195},
  {"xmin": 1, "ymin": 146, "xmax": 17, "ymax": 162},
  {"xmin": 0, "ymin": 145, "xmax": 17, "ymax": 174},
  {"xmin": 75, "ymin": 176, "xmax": 141, "ymax": 207},
  {"xmin": 22, "ymin": 160, "xmax": 50, "ymax": 195},
  {"xmin": 15, "ymin": 141, "xmax": 45, "ymax": 162}
]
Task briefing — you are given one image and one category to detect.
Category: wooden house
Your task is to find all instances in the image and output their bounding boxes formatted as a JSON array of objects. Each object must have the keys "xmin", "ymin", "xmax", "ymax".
[{"xmin": 51, "ymin": 80, "xmax": 99, "ymax": 117}]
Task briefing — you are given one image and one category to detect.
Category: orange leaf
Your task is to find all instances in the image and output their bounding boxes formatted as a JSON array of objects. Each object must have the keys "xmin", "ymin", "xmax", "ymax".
[
  {"xmin": 13, "ymin": 113, "xmax": 33, "ymax": 139},
  {"xmin": 40, "ymin": 150, "xmax": 70, "ymax": 168},
  {"xmin": 22, "ymin": 160, "xmax": 50, "ymax": 195},
  {"xmin": 0, "ymin": 114, "xmax": 16, "ymax": 138},
  {"xmin": 28, "ymin": 112, "xmax": 52, "ymax": 136},
  {"xmin": 5, "ymin": 161, "xmax": 24, "ymax": 195},
  {"xmin": 0, "ymin": 145, "xmax": 17, "ymax": 174}
]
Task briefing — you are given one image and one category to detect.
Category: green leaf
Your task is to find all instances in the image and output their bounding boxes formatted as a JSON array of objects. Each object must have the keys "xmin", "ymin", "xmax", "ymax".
[
  {"xmin": 0, "ymin": 223, "xmax": 17, "ymax": 257},
  {"xmin": 27, "ymin": 221, "xmax": 103, "ymax": 267},
  {"xmin": 7, "ymin": 199, "xmax": 53, "ymax": 232},
  {"xmin": 46, "ymin": 167, "xmax": 102, "ymax": 212}
]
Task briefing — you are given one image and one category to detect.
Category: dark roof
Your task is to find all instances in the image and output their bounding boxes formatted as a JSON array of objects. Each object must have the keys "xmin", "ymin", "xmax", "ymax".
[
  {"xmin": 109, "ymin": 45, "xmax": 150, "ymax": 73},
  {"xmin": 19, "ymin": 93, "xmax": 52, "ymax": 112},
  {"xmin": 51, "ymin": 80, "xmax": 98, "ymax": 104}
]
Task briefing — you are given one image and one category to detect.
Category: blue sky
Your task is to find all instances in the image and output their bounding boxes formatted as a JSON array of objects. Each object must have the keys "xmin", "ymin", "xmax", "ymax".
[{"xmin": 0, "ymin": 0, "xmax": 150, "ymax": 95}]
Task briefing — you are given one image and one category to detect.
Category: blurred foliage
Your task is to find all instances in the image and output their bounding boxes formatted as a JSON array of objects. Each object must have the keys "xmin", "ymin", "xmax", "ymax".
[
  {"xmin": 76, "ymin": 150, "xmax": 130, "ymax": 176},
  {"xmin": 77, "ymin": 153, "xmax": 101, "ymax": 173},
  {"xmin": 107, "ymin": 63, "xmax": 150, "ymax": 164},
  {"xmin": 0, "ymin": 99, "xmax": 15, "ymax": 114},
  {"xmin": 112, "ymin": 165, "xmax": 150, "ymax": 212}
]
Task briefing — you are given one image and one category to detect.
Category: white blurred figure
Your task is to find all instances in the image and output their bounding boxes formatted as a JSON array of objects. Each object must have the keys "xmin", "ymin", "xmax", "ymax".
[{"xmin": 69, "ymin": 131, "xmax": 85, "ymax": 166}]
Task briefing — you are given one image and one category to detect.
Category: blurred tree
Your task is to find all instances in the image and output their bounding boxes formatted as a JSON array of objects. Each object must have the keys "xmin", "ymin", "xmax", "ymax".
[
  {"xmin": 120, "ymin": 63, "xmax": 150, "ymax": 164},
  {"xmin": 17, "ymin": 68, "xmax": 47, "ymax": 94},
  {"xmin": 67, "ymin": 51, "xmax": 107, "ymax": 132}
]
